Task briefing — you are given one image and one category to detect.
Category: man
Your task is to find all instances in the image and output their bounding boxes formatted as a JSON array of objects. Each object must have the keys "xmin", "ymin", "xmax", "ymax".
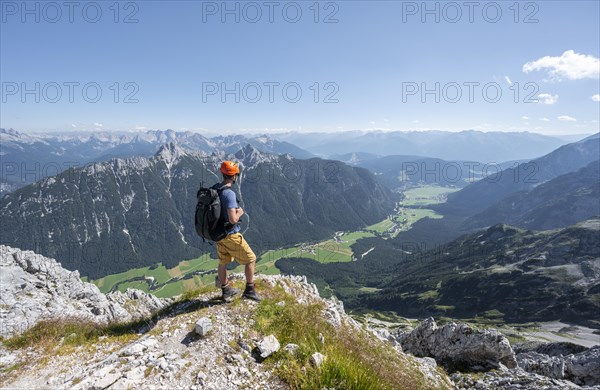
[{"xmin": 216, "ymin": 160, "xmax": 262, "ymax": 302}]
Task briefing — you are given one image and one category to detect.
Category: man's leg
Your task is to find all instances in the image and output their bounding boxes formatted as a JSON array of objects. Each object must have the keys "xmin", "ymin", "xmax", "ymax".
[
  {"xmin": 217, "ymin": 238, "xmax": 240, "ymax": 301},
  {"xmin": 218, "ymin": 263, "xmax": 228, "ymax": 286},
  {"xmin": 242, "ymin": 261, "xmax": 261, "ymax": 301},
  {"xmin": 244, "ymin": 261, "xmax": 255, "ymax": 284},
  {"xmin": 234, "ymin": 234, "xmax": 262, "ymax": 301}
]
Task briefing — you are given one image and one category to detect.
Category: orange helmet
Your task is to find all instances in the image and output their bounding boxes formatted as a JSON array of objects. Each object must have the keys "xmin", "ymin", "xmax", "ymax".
[{"xmin": 220, "ymin": 161, "xmax": 240, "ymax": 176}]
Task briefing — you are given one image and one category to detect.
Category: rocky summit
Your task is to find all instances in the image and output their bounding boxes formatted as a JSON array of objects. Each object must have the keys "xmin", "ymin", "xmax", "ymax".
[
  {"xmin": 0, "ymin": 247, "xmax": 450, "ymax": 389},
  {"xmin": 0, "ymin": 245, "xmax": 172, "ymax": 338},
  {"xmin": 1, "ymin": 246, "xmax": 599, "ymax": 389}
]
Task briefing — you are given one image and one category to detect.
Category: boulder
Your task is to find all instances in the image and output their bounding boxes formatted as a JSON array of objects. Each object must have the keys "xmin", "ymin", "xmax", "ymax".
[
  {"xmin": 515, "ymin": 344, "xmax": 599, "ymax": 386},
  {"xmin": 516, "ymin": 351, "xmax": 566, "ymax": 380},
  {"xmin": 397, "ymin": 317, "xmax": 517, "ymax": 371},
  {"xmin": 565, "ymin": 345, "xmax": 600, "ymax": 386}
]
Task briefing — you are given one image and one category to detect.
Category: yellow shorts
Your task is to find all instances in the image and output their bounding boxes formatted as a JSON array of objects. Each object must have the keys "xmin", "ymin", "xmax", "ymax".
[{"xmin": 216, "ymin": 233, "xmax": 256, "ymax": 265}]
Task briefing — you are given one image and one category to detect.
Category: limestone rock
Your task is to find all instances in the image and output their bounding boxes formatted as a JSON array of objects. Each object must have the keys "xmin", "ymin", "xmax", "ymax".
[
  {"xmin": 257, "ymin": 334, "xmax": 280, "ymax": 359},
  {"xmin": 195, "ymin": 317, "xmax": 213, "ymax": 337},
  {"xmin": 398, "ymin": 317, "xmax": 517, "ymax": 370},
  {"xmin": 283, "ymin": 343, "xmax": 300, "ymax": 354},
  {"xmin": 515, "ymin": 344, "xmax": 599, "ymax": 386},
  {"xmin": 0, "ymin": 245, "xmax": 172, "ymax": 338},
  {"xmin": 451, "ymin": 367, "xmax": 581, "ymax": 389},
  {"xmin": 310, "ymin": 352, "xmax": 325, "ymax": 367},
  {"xmin": 565, "ymin": 345, "xmax": 600, "ymax": 386},
  {"xmin": 516, "ymin": 351, "xmax": 566, "ymax": 380}
]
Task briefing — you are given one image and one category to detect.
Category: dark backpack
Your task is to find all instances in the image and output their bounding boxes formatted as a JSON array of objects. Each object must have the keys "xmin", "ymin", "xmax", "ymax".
[{"xmin": 194, "ymin": 183, "xmax": 231, "ymax": 242}]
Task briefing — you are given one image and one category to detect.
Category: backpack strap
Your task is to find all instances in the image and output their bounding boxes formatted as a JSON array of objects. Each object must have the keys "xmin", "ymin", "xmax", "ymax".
[
  {"xmin": 213, "ymin": 183, "xmax": 237, "ymax": 231},
  {"xmin": 212, "ymin": 183, "xmax": 229, "ymax": 192}
]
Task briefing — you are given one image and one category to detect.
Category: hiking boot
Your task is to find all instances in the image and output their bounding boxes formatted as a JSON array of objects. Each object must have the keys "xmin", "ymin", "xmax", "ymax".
[
  {"xmin": 221, "ymin": 284, "xmax": 240, "ymax": 302},
  {"xmin": 242, "ymin": 284, "xmax": 263, "ymax": 302}
]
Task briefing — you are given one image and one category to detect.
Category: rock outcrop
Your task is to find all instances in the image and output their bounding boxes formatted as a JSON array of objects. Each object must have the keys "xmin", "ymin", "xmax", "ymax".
[
  {"xmin": 451, "ymin": 366, "xmax": 582, "ymax": 389},
  {"xmin": 516, "ymin": 351, "xmax": 568, "ymax": 380},
  {"xmin": 0, "ymin": 245, "xmax": 172, "ymax": 338},
  {"xmin": 397, "ymin": 317, "xmax": 518, "ymax": 371},
  {"xmin": 394, "ymin": 319, "xmax": 600, "ymax": 388},
  {"xmin": 514, "ymin": 342, "xmax": 600, "ymax": 386}
]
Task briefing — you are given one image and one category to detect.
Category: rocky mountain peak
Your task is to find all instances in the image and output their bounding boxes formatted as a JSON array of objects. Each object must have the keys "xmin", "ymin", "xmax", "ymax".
[
  {"xmin": 0, "ymin": 128, "xmax": 20, "ymax": 136},
  {"xmin": 154, "ymin": 142, "xmax": 187, "ymax": 167},
  {"xmin": 234, "ymin": 144, "xmax": 278, "ymax": 168}
]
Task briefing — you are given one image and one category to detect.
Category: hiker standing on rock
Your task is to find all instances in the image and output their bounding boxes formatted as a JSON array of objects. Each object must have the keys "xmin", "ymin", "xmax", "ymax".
[{"xmin": 216, "ymin": 161, "xmax": 262, "ymax": 302}]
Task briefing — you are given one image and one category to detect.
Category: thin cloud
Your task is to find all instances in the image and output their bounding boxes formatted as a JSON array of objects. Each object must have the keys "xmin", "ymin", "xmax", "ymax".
[
  {"xmin": 523, "ymin": 50, "xmax": 599, "ymax": 81},
  {"xmin": 558, "ymin": 115, "xmax": 577, "ymax": 122},
  {"xmin": 539, "ymin": 117, "xmax": 550, "ymax": 122},
  {"xmin": 522, "ymin": 116, "xmax": 529, "ymax": 120},
  {"xmin": 592, "ymin": 94, "xmax": 600, "ymax": 102},
  {"xmin": 504, "ymin": 76, "xmax": 512, "ymax": 85},
  {"xmin": 537, "ymin": 93, "xmax": 558, "ymax": 105},
  {"xmin": 94, "ymin": 122, "xmax": 103, "ymax": 127}
]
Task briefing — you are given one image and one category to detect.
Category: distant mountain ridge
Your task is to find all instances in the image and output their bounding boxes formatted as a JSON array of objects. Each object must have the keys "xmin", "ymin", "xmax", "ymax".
[
  {"xmin": 0, "ymin": 144, "xmax": 395, "ymax": 279},
  {"xmin": 439, "ymin": 133, "xmax": 600, "ymax": 216},
  {"xmin": 462, "ymin": 160, "xmax": 600, "ymax": 231},
  {"xmin": 272, "ymin": 130, "xmax": 573, "ymax": 162},
  {"xmin": 0, "ymin": 128, "xmax": 314, "ymax": 195}
]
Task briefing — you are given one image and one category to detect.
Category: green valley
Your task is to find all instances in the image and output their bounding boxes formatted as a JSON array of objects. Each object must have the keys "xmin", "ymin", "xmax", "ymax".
[{"xmin": 90, "ymin": 185, "xmax": 457, "ymax": 298}]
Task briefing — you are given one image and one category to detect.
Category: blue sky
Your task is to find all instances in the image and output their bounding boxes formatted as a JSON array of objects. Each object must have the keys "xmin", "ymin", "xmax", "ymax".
[{"xmin": 1, "ymin": 0, "xmax": 599, "ymax": 136}]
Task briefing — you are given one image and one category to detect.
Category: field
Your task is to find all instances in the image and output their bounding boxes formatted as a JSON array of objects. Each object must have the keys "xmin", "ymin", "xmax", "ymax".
[
  {"xmin": 402, "ymin": 185, "xmax": 460, "ymax": 206},
  {"xmin": 91, "ymin": 233, "xmax": 376, "ymax": 297},
  {"xmin": 90, "ymin": 185, "xmax": 456, "ymax": 298},
  {"xmin": 93, "ymin": 254, "xmax": 218, "ymax": 298}
]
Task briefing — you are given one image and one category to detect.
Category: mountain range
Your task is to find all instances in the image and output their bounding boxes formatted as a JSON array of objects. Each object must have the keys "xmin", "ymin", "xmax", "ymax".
[
  {"xmin": 273, "ymin": 130, "xmax": 572, "ymax": 162},
  {"xmin": 0, "ymin": 144, "xmax": 395, "ymax": 279},
  {"xmin": 2, "ymin": 128, "xmax": 582, "ymax": 197},
  {"xmin": 0, "ymin": 128, "xmax": 314, "ymax": 195}
]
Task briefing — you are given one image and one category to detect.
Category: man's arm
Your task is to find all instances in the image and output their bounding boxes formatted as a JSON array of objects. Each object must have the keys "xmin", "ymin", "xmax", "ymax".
[{"xmin": 227, "ymin": 207, "xmax": 244, "ymax": 224}]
